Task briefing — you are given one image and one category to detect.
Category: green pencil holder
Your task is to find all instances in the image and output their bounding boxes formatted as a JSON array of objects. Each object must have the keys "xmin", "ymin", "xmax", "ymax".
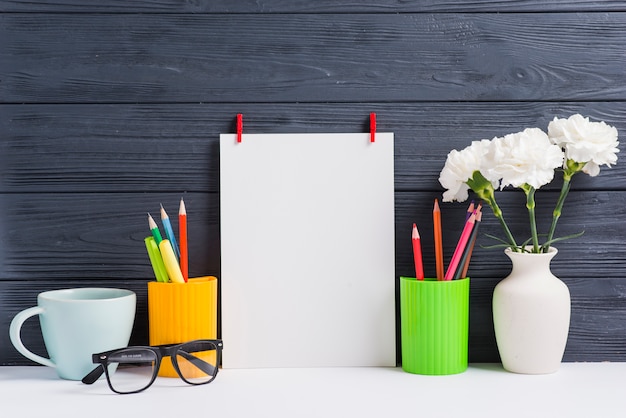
[{"xmin": 400, "ymin": 276, "xmax": 470, "ymax": 375}]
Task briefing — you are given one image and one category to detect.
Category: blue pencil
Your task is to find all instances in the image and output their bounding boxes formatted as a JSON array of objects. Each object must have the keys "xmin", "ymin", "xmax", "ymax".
[{"xmin": 160, "ymin": 204, "xmax": 180, "ymax": 260}]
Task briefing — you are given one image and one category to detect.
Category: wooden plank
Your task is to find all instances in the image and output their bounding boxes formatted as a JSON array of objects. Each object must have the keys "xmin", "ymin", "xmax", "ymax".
[
  {"xmin": 1, "ymin": 0, "xmax": 625, "ymax": 367},
  {"xmin": 0, "ymin": 190, "xmax": 623, "ymax": 281},
  {"xmin": 0, "ymin": 192, "xmax": 221, "ymax": 280},
  {"xmin": 2, "ymin": 0, "xmax": 625, "ymax": 13},
  {"xmin": 2, "ymin": 13, "xmax": 626, "ymax": 103},
  {"xmin": 564, "ymin": 278, "xmax": 626, "ymax": 361},
  {"xmin": 0, "ymin": 191, "xmax": 623, "ymax": 364},
  {"xmin": 396, "ymin": 190, "xmax": 626, "ymax": 280},
  {"xmin": 1, "ymin": 102, "xmax": 624, "ymax": 193}
]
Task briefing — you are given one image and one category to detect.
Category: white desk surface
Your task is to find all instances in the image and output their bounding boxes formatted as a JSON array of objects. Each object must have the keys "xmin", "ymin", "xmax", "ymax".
[{"xmin": 1, "ymin": 363, "xmax": 623, "ymax": 417}]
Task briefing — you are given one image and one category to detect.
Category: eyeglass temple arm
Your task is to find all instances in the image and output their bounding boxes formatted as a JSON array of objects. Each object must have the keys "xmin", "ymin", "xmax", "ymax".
[
  {"xmin": 82, "ymin": 365, "xmax": 105, "ymax": 385},
  {"xmin": 177, "ymin": 351, "xmax": 217, "ymax": 375}
]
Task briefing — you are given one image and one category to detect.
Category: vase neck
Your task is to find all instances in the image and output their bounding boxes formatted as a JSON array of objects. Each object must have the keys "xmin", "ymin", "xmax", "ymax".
[{"xmin": 505, "ymin": 247, "xmax": 557, "ymax": 276}]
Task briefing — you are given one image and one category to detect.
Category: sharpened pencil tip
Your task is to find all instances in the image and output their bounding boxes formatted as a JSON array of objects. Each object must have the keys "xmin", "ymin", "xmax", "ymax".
[
  {"xmin": 412, "ymin": 223, "xmax": 420, "ymax": 239},
  {"xmin": 148, "ymin": 213, "xmax": 158, "ymax": 229}
]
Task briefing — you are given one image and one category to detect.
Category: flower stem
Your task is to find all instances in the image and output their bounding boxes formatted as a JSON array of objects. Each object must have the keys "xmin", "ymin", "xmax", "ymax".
[
  {"xmin": 522, "ymin": 185, "xmax": 539, "ymax": 253},
  {"xmin": 542, "ymin": 173, "xmax": 572, "ymax": 252},
  {"xmin": 541, "ymin": 159, "xmax": 585, "ymax": 252},
  {"xmin": 485, "ymin": 193, "xmax": 519, "ymax": 251}
]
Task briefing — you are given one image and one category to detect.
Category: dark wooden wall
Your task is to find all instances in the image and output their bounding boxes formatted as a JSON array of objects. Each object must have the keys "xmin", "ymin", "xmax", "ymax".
[{"xmin": 1, "ymin": 1, "xmax": 625, "ymax": 365}]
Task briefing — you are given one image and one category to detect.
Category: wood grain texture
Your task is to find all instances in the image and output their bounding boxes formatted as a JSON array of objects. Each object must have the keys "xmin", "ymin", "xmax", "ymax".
[
  {"xmin": 1, "ymin": 1, "xmax": 625, "ymax": 365},
  {"xmin": 0, "ymin": 193, "xmax": 220, "ymax": 280},
  {"xmin": 2, "ymin": 189, "xmax": 622, "ymax": 364},
  {"xmin": 397, "ymin": 191, "xmax": 626, "ymax": 281},
  {"xmin": 2, "ymin": 13, "xmax": 626, "ymax": 103},
  {"xmin": 0, "ymin": 190, "xmax": 622, "ymax": 281},
  {"xmin": 1, "ymin": 102, "xmax": 624, "ymax": 193},
  {"xmin": 2, "ymin": 0, "xmax": 626, "ymax": 13}
]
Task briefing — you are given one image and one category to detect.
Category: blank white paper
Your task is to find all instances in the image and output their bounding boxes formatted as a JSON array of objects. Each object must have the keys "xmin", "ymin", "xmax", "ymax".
[{"xmin": 220, "ymin": 132, "xmax": 395, "ymax": 368}]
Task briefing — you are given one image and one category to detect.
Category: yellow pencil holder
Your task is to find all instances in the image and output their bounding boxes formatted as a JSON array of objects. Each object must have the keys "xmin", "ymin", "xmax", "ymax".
[{"xmin": 148, "ymin": 276, "xmax": 218, "ymax": 377}]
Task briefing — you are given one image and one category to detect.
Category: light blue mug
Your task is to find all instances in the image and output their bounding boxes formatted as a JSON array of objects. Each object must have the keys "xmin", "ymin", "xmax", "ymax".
[{"xmin": 10, "ymin": 288, "xmax": 136, "ymax": 380}]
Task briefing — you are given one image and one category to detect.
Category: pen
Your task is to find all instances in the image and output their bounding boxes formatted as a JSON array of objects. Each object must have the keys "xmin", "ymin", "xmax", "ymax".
[
  {"xmin": 160, "ymin": 204, "xmax": 180, "ymax": 260},
  {"xmin": 148, "ymin": 213, "xmax": 163, "ymax": 245},
  {"xmin": 179, "ymin": 198, "xmax": 188, "ymax": 282}
]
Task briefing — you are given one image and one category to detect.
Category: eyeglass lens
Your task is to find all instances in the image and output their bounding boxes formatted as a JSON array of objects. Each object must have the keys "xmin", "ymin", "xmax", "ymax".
[
  {"xmin": 174, "ymin": 340, "xmax": 219, "ymax": 384},
  {"xmin": 106, "ymin": 348, "xmax": 158, "ymax": 394}
]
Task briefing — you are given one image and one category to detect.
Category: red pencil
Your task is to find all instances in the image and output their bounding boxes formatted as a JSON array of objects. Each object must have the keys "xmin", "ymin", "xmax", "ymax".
[
  {"xmin": 179, "ymin": 198, "xmax": 188, "ymax": 282},
  {"xmin": 412, "ymin": 223, "xmax": 424, "ymax": 280},
  {"xmin": 444, "ymin": 212, "xmax": 476, "ymax": 281}
]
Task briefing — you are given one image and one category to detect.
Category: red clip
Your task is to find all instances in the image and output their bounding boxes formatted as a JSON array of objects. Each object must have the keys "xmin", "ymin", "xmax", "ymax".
[
  {"xmin": 370, "ymin": 113, "xmax": 376, "ymax": 143},
  {"xmin": 237, "ymin": 114, "xmax": 243, "ymax": 143}
]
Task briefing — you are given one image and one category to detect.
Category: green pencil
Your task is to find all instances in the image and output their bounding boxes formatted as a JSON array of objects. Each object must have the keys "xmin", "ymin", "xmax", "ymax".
[
  {"xmin": 148, "ymin": 213, "xmax": 163, "ymax": 245},
  {"xmin": 144, "ymin": 236, "xmax": 169, "ymax": 283}
]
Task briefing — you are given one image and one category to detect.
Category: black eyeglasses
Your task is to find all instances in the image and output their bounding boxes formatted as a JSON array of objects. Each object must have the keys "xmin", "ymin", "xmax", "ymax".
[{"xmin": 81, "ymin": 339, "xmax": 223, "ymax": 394}]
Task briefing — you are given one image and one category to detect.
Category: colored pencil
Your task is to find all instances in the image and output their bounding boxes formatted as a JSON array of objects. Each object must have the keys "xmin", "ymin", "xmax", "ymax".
[
  {"xmin": 159, "ymin": 239, "xmax": 185, "ymax": 284},
  {"xmin": 433, "ymin": 199, "xmax": 444, "ymax": 281},
  {"xmin": 148, "ymin": 213, "xmax": 163, "ymax": 245},
  {"xmin": 160, "ymin": 204, "xmax": 180, "ymax": 260},
  {"xmin": 457, "ymin": 205, "xmax": 482, "ymax": 280},
  {"xmin": 144, "ymin": 236, "xmax": 169, "ymax": 283},
  {"xmin": 444, "ymin": 212, "xmax": 476, "ymax": 281},
  {"xmin": 412, "ymin": 223, "xmax": 424, "ymax": 280},
  {"xmin": 179, "ymin": 198, "xmax": 188, "ymax": 282},
  {"xmin": 465, "ymin": 200, "xmax": 475, "ymax": 221}
]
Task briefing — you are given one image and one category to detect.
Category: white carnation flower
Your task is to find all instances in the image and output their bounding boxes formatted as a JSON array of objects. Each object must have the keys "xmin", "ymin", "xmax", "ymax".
[
  {"xmin": 438, "ymin": 139, "xmax": 493, "ymax": 202},
  {"xmin": 486, "ymin": 128, "xmax": 564, "ymax": 189},
  {"xmin": 437, "ymin": 115, "xmax": 619, "ymax": 253},
  {"xmin": 548, "ymin": 114, "xmax": 619, "ymax": 176}
]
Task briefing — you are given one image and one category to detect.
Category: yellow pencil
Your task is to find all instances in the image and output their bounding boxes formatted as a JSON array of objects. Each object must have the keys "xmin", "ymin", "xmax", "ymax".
[{"xmin": 159, "ymin": 239, "xmax": 185, "ymax": 283}]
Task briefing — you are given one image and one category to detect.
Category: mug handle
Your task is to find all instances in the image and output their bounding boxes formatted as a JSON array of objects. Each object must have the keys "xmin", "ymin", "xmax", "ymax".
[{"xmin": 9, "ymin": 307, "xmax": 55, "ymax": 368}]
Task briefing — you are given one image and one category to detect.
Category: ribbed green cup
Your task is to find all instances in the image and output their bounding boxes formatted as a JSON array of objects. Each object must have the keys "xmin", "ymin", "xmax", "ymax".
[{"xmin": 400, "ymin": 276, "xmax": 469, "ymax": 375}]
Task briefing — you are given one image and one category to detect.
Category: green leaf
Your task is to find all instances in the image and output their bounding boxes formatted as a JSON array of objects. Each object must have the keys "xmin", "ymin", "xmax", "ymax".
[
  {"xmin": 542, "ymin": 231, "xmax": 585, "ymax": 248},
  {"xmin": 483, "ymin": 233, "xmax": 511, "ymax": 245}
]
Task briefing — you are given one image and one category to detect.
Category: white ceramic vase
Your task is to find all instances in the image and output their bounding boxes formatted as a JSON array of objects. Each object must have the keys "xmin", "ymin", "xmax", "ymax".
[{"xmin": 492, "ymin": 246, "xmax": 570, "ymax": 374}]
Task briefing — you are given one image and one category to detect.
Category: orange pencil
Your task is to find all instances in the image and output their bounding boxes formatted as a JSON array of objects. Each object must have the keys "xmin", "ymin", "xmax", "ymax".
[
  {"xmin": 179, "ymin": 198, "xmax": 188, "ymax": 282},
  {"xmin": 412, "ymin": 223, "xmax": 424, "ymax": 280},
  {"xmin": 433, "ymin": 199, "xmax": 444, "ymax": 281}
]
